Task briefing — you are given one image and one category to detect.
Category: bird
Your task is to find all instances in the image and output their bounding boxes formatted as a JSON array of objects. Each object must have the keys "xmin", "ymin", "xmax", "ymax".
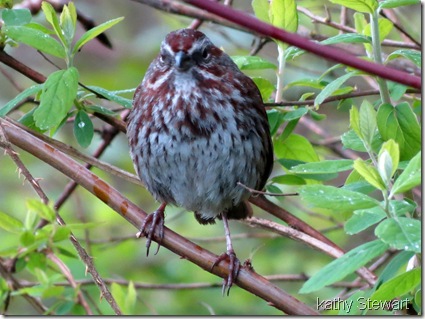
[{"xmin": 127, "ymin": 28, "xmax": 273, "ymax": 294}]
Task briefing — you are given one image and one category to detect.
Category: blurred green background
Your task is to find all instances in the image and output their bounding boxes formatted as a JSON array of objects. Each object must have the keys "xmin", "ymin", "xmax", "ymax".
[{"xmin": 0, "ymin": 0, "xmax": 420, "ymax": 315}]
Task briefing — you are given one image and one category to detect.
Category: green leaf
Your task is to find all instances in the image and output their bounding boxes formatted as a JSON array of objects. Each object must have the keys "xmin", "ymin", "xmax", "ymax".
[
  {"xmin": 414, "ymin": 289, "xmax": 421, "ymax": 313},
  {"xmin": 388, "ymin": 81, "xmax": 408, "ymax": 101},
  {"xmin": 4, "ymin": 25, "xmax": 66, "ymax": 58},
  {"xmin": 308, "ymin": 109, "xmax": 327, "ymax": 121},
  {"xmin": 269, "ymin": 0, "xmax": 298, "ymax": 50},
  {"xmin": 375, "ymin": 251, "xmax": 415, "ymax": 288},
  {"xmin": 341, "ymin": 129, "xmax": 365, "ymax": 152},
  {"xmin": 54, "ymin": 301, "xmax": 75, "ymax": 315},
  {"xmin": 26, "ymin": 199, "xmax": 55, "ymax": 223},
  {"xmin": 314, "ymin": 71, "xmax": 358, "ymax": 106},
  {"xmin": 343, "ymin": 179, "xmax": 377, "ymax": 195},
  {"xmin": 377, "ymin": 103, "xmax": 421, "ymax": 161},
  {"xmin": 279, "ymin": 119, "xmax": 299, "ymax": 142},
  {"xmin": 231, "ymin": 56, "xmax": 276, "ymax": 70},
  {"xmin": 125, "ymin": 281, "xmax": 137, "ymax": 315},
  {"xmin": 370, "ymin": 268, "xmax": 421, "ymax": 302},
  {"xmin": 284, "ymin": 46, "xmax": 305, "ymax": 60},
  {"xmin": 252, "ymin": 77, "xmax": 275, "ymax": 101},
  {"xmin": 18, "ymin": 108, "xmax": 47, "ymax": 133},
  {"xmin": 270, "ymin": 0, "xmax": 298, "ymax": 32},
  {"xmin": 359, "ymin": 100, "xmax": 377, "ymax": 146},
  {"xmin": 73, "ymin": 110, "xmax": 94, "ymax": 148},
  {"xmin": 111, "ymin": 283, "xmax": 126, "ymax": 314},
  {"xmin": 274, "ymin": 133, "xmax": 319, "ymax": 163},
  {"xmin": 287, "ymin": 78, "xmax": 325, "ymax": 90},
  {"xmin": 349, "ymin": 106, "xmax": 361, "ymax": 139},
  {"xmin": 41, "ymin": 1, "xmax": 66, "ymax": 46},
  {"xmin": 14, "ymin": 285, "xmax": 47, "ymax": 298},
  {"xmin": 252, "ymin": 0, "xmax": 270, "ymax": 22},
  {"xmin": 267, "ymin": 109, "xmax": 284, "ymax": 136},
  {"xmin": 282, "ymin": 107, "xmax": 308, "ymax": 121},
  {"xmin": 85, "ymin": 105, "xmax": 116, "ymax": 116},
  {"xmin": 363, "ymin": 18, "xmax": 394, "ymax": 43},
  {"xmin": 34, "ymin": 67, "xmax": 79, "ymax": 130},
  {"xmin": 0, "ymin": 211, "xmax": 23, "ymax": 233},
  {"xmin": 73, "ymin": 17, "xmax": 124, "ymax": 54},
  {"xmin": 388, "ymin": 199, "xmax": 416, "ymax": 217},
  {"xmin": 299, "ymin": 185, "xmax": 380, "ymax": 212},
  {"xmin": 341, "ymin": 129, "xmax": 383, "ymax": 153},
  {"xmin": 283, "ymin": 34, "xmax": 371, "ymax": 61},
  {"xmin": 290, "ymin": 159, "xmax": 353, "ymax": 174},
  {"xmin": 20, "ymin": 230, "xmax": 35, "ymax": 246},
  {"xmin": 391, "ymin": 151, "xmax": 421, "ymax": 195},
  {"xmin": 2, "ymin": 9, "xmax": 32, "ymax": 26},
  {"xmin": 60, "ymin": 3, "xmax": 76, "ymax": 46},
  {"xmin": 375, "ymin": 217, "xmax": 421, "ymax": 252},
  {"xmin": 52, "ymin": 226, "xmax": 71, "ymax": 242},
  {"xmin": 266, "ymin": 184, "xmax": 283, "ymax": 194},
  {"xmin": 354, "ymin": 12, "xmax": 368, "ymax": 34},
  {"xmin": 378, "ymin": 0, "xmax": 420, "ymax": 10},
  {"xmin": 329, "ymin": 0, "xmax": 378, "ymax": 13},
  {"xmin": 344, "ymin": 206, "xmax": 387, "ymax": 234},
  {"xmin": 321, "ymin": 33, "xmax": 371, "ymax": 45},
  {"xmin": 300, "ymin": 240, "xmax": 388, "ymax": 293},
  {"xmin": 386, "ymin": 49, "xmax": 421, "ymax": 67},
  {"xmin": 353, "ymin": 159, "xmax": 386, "ymax": 190},
  {"xmin": 24, "ymin": 22, "xmax": 55, "ymax": 35},
  {"xmin": 86, "ymin": 85, "xmax": 132, "ymax": 108},
  {"xmin": 271, "ymin": 174, "xmax": 306, "ymax": 185},
  {"xmin": 26, "ymin": 252, "xmax": 47, "ymax": 272},
  {"xmin": 0, "ymin": 84, "xmax": 42, "ymax": 117}
]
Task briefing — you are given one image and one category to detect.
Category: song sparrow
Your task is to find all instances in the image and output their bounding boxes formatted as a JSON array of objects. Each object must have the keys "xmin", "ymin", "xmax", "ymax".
[{"xmin": 127, "ymin": 28, "xmax": 273, "ymax": 293}]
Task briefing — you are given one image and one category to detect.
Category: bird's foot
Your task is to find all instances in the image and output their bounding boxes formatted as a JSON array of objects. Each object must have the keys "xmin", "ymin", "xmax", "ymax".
[
  {"xmin": 211, "ymin": 249, "xmax": 241, "ymax": 296},
  {"xmin": 136, "ymin": 203, "xmax": 166, "ymax": 256}
]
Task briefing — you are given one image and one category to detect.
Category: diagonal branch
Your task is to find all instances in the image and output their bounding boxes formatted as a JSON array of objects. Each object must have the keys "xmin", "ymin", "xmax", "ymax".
[
  {"xmin": 0, "ymin": 117, "xmax": 318, "ymax": 315},
  {"xmin": 183, "ymin": 0, "xmax": 421, "ymax": 89}
]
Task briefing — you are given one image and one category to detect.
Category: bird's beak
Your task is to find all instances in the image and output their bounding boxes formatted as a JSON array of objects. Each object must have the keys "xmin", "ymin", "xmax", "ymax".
[{"xmin": 174, "ymin": 51, "xmax": 191, "ymax": 71}]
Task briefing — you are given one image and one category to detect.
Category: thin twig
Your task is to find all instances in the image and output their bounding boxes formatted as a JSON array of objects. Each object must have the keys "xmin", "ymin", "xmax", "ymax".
[
  {"xmin": 55, "ymin": 214, "xmax": 123, "ymax": 315},
  {"xmin": 243, "ymin": 216, "xmax": 376, "ymax": 286},
  {"xmin": 380, "ymin": 10, "xmax": 420, "ymax": 47},
  {"xmin": 19, "ymin": 275, "xmax": 366, "ymax": 290},
  {"xmin": 297, "ymin": 6, "xmax": 420, "ymax": 50},
  {"xmin": 46, "ymin": 250, "xmax": 93, "ymax": 315},
  {"xmin": 0, "ymin": 120, "xmax": 122, "ymax": 315},
  {"xmin": 237, "ymin": 182, "xmax": 298, "ymax": 197},
  {"xmin": 0, "ymin": 258, "xmax": 47, "ymax": 314}
]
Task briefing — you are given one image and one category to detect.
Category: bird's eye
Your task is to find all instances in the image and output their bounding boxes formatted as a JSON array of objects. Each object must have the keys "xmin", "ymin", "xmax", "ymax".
[{"xmin": 202, "ymin": 48, "xmax": 210, "ymax": 60}]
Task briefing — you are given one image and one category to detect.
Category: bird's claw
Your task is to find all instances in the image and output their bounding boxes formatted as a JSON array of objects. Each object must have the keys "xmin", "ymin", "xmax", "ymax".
[
  {"xmin": 211, "ymin": 250, "xmax": 241, "ymax": 296},
  {"xmin": 136, "ymin": 205, "xmax": 165, "ymax": 256}
]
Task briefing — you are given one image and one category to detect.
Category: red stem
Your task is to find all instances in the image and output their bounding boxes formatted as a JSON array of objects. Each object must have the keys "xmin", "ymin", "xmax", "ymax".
[{"xmin": 184, "ymin": 0, "xmax": 421, "ymax": 90}]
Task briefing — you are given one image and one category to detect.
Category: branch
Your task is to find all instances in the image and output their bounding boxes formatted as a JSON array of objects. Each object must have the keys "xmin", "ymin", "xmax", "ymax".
[
  {"xmin": 130, "ymin": 0, "xmax": 248, "ymax": 33},
  {"xmin": 45, "ymin": 250, "xmax": 93, "ymax": 315},
  {"xmin": 265, "ymin": 89, "xmax": 420, "ymax": 107},
  {"xmin": 298, "ymin": 6, "xmax": 420, "ymax": 50},
  {"xmin": 20, "ymin": 274, "xmax": 367, "ymax": 290},
  {"xmin": 0, "ymin": 50, "xmax": 46, "ymax": 83},
  {"xmin": 0, "ymin": 121, "xmax": 123, "ymax": 315},
  {"xmin": 0, "ymin": 117, "xmax": 318, "ymax": 315},
  {"xmin": 244, "ymin": 216, "xmax": 376, "ymax": 286},
  {"xmin": 0, "ymin": 258, "xmax": 47, "ymax": 314},
  {"xmin": 183, "ymin": 0, "xmax": 421, "ymax": 90}
]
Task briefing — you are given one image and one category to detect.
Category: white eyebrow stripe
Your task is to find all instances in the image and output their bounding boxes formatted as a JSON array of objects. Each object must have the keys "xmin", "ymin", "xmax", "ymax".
[{"xmin": 162, "ymin": 42, "xmax": 174, "ymax": 55}]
